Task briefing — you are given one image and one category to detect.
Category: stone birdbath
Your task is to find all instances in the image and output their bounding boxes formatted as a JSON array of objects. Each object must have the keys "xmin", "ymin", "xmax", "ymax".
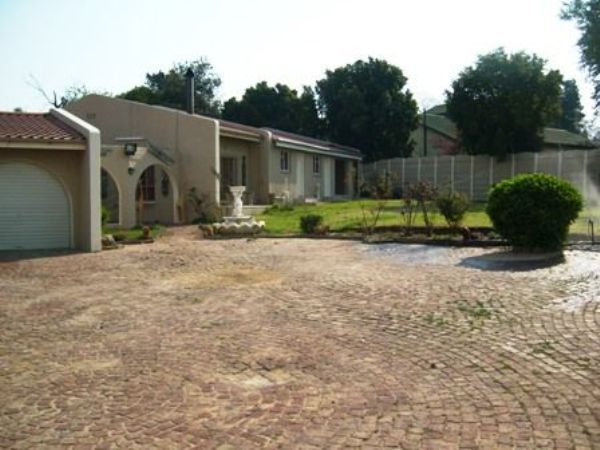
[{"xmin": 213, "ymin": 186, "xmax": 265, "ymax": 234}]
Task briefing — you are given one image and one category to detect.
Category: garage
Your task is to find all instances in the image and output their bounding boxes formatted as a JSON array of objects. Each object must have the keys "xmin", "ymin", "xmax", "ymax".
[
  {"xmin": 0, "ymin": 162, "xmax": 71, "ymax": 250},
  {"xmin": 0, "ymin": 109, "xmax": 102, "ymax": 252}
]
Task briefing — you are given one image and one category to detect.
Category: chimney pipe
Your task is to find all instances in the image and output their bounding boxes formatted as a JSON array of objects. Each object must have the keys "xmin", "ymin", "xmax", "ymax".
[{"xmin": 184, "ymin": 68, "xmax": 195, "ymax": 114}]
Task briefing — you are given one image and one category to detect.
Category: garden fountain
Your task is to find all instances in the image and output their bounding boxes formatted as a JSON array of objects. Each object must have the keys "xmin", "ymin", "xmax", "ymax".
[{"xmin": 213, "ymin": 186, "xmax": 265, "ymax": 234}]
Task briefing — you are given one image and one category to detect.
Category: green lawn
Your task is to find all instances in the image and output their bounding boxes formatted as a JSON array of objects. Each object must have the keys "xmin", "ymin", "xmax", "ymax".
[
  {"xmin": 257, "ymin": 200, "xmax": 597, "ymax": 237},
  {"xmin": 103, "ymin": 224, "xmax": 165, "ymax": 241}
]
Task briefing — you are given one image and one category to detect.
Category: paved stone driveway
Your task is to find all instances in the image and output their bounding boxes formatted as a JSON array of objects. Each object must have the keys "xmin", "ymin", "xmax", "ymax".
[{"xmin": 1, "ymin": 227, "xmax": 599, "ymax": 449}]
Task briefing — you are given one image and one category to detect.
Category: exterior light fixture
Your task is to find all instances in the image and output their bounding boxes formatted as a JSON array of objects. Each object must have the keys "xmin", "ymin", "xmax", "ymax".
[{"xmin": 124, "ymin": 143, "xmax": 137, "ymax": 156}]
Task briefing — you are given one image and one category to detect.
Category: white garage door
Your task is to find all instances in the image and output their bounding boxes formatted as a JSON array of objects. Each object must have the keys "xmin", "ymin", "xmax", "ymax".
[{"xmin": 0, "ymin": 162, "xmax": 71, "ymax": 250}]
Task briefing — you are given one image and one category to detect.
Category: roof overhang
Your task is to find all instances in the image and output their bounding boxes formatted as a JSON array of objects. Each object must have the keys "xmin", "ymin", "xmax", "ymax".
[
  {"xmin": 273, "ymin": 136, "xmax": 362, "ymax": 161},
  {"xmin": 219, "ymin": 126, "xmax": 262, "ymax": 143},
  {"xmin": 0, "ymin": 140, "xmax": 85, "ymax": 150}
]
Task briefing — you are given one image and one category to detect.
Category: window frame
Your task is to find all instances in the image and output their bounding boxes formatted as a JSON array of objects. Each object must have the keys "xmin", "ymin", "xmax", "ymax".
[
  {"xmin": 136, "ymin": 166, "xmax": 156, "ymax": 203},
  {"xmin": 313, "ymin": 155, "xmax": 321, "ymax": 175},
  {"xmin": 280, "ymin": 150, "xmax": 290, "ymax": 173}
]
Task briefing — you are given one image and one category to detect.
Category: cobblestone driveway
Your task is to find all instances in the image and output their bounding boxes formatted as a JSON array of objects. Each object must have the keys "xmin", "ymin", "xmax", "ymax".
[{"xmin": 1, "ymin": 227, "xmax": 599, "ymax": 449}]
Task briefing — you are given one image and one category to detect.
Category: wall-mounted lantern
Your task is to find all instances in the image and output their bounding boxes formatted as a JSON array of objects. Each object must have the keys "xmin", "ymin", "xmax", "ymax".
[{"xmin": 124, "ymin": 143, "xmax": 137, "ymax": 156}]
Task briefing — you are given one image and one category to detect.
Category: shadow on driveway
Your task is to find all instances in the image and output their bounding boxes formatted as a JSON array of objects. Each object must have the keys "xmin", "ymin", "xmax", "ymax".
[
  {"xmin": 459, "ymin": 250, "xmax": 565, "ymax": 272},
  {"xmin": 0, "ymin": 249, "xmax": 80, "ymax": 262}
]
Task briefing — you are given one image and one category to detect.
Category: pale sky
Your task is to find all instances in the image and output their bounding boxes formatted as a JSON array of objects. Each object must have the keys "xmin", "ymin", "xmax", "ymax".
[{"xmin": 0, "ymin": 0, "xmax": 596, "ymax": 125}]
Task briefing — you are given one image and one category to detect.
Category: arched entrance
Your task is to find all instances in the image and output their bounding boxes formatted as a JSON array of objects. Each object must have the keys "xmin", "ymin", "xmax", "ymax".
[
  {"xmin": 101, "ymin": 168, "xmax": 120, "ymax": 225},
  {"xmin": 135, "ymin": 165, "xmax": 177, "ymax": 224},
  {"xmin": 0, "ymin": 162, "xmax": 71, "ymax": 249}
]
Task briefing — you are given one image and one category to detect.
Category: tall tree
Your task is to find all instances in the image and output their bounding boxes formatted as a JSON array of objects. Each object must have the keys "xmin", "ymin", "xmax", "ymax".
[
  {"xmin": 316, "ymin": 57, "xmax": 418, "ymax": 162},
  {"xmin": 445, "ymin": 49, "xmax": 563, "ymax": 158},
  {"xmin": 222, "ymin": 82, "xmax": 322, "ymax": 136},
  {"xmin": 120, "ymin": 59, "xmax": 221, "ymax": 115},
  {"xmin": 553, "ymin": 79, "xmax": 585, "ymax": 132},
  {"xmin": 562, "ymin": 0, "xmax": 600, "ymax": 109}
]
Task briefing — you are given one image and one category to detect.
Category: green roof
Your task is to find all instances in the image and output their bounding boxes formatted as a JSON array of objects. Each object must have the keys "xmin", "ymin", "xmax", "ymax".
[
  {"xmin": 421, "ymin": 105, "xmax": 595, "ymax": 149},
  {"xmin": 542, "ymin": 127, "xmax": 594, "ymax": 148}
]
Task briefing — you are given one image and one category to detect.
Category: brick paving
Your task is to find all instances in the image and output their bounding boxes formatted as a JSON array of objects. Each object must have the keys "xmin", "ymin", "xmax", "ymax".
[{"xmin": 1, "ymin": 227, "xmax": 599, "ymax": 449}]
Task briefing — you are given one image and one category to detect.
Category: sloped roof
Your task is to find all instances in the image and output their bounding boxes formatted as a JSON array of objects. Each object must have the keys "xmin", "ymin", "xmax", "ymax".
[
  {"xmin": 0, "ymin": 111, "xmax": 85, "ymax": 143},
  {"xmin": 264, "ymin": 127, "xmax": 361, "ymax": 157},
  {"xmin": 543, "ymin": 127, "xmax": 594, "ymax": 148},
  {"xmin": 422, "ymin": 105, "xmax": 595, "ymax": 148},
  {"xmin": 422, "ymin": 114, "xmax": 458, "ymax": 140}
]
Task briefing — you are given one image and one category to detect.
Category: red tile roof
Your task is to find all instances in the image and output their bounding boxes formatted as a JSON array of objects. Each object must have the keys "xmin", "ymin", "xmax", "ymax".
[{"xmin": 0, "ymin": 111, "xmax": 85, "ymax": 144}]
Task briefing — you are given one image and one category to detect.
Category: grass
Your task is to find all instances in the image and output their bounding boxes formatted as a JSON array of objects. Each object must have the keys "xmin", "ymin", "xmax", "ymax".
[
  {"xmin": 256, "ymin": 200, "xmax": 598, "ymax": 238},
  {"xmin": 257, "ymin": 200, "xmax": 490, "ymax": 234},
  {"xmin": 102, "ymin": 224, "xmax": 165, "ymax": 241}
]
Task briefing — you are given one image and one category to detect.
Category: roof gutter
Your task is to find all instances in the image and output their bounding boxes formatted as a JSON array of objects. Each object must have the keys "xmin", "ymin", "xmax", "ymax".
[
  {"xmin": 274, "ymin": 137, "xmax": 362, "ymax": 160},
  {"xmin": 219, "ymin": 126, "xmax": 262, "ymax": 142}
]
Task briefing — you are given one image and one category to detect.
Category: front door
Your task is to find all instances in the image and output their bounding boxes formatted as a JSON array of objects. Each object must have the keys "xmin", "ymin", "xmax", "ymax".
[
  {"xmin": 220, "ymin": 157, "xmax": 238, "ymax": 200},
  {"xmin": 335, "ymin": 159, "xmax": 346, "ymax": 196}
]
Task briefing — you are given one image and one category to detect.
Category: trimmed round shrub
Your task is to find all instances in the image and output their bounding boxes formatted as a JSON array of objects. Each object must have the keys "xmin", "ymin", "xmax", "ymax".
[
  {"xmin": 436, "ymin": 191, "xmax": 470, "ymax": 228},
  {"xmin": 300, "ymin": 214, "xmax": 323, "ymax": 234},
  {"xmin": 486, "ymin": 173, "xmax": 583, "ymax": 250}
]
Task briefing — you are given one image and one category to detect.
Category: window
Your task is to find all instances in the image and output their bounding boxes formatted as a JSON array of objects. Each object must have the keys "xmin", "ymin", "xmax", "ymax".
[
  {"xmin": 280, "ymin": 150, "xmax": 290, "ymax": 172},
  {"xmin": 241, "ymin": 156, "xmax": 247, "ymax": 186},
  {"xmin": 313, "ymin": 155, "xmax": 320, "ymax": 174},
  {"xmin": 101, "ymin": 170, "xmax": 109, "ymax": 200},
  {"xmin": 136, "ymin": 166, "xmax": 156, "ymax": 202}
]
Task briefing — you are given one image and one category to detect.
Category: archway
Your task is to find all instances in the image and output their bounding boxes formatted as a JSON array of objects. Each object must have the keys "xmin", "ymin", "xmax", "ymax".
[
  {"xmin": 101, "ymin": 168, "xmax": 120, "ymax": 225},
  {"xmin": 135, "ymin": 164, "xmax": 177, "ymax": 225}
]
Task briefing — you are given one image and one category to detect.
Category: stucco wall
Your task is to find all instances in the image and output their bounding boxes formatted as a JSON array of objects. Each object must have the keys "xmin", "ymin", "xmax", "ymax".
[
  {"xmin": 68, "ymin": 95, "xmax": 218, "ymax": 223},
  {"xmin": 101, "ymin": 145, "xmax": 178, "ymax": 228},
  {"xmin": 269, "ymin": 147, "xmax": 300, "ymax": 199},
  {"xmin": 0, "ymin": 149, "xmax": 86, "ymax": 249},
  {"xmin": 269, "ymin": 147, "xmax": 352, "ymax": 201}
]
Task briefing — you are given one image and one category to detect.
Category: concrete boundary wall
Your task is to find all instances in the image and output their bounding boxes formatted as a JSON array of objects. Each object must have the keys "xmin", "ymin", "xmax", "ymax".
[{"xmin": 362, "ymin": 149, "xmax": 600, "ymax": 204}]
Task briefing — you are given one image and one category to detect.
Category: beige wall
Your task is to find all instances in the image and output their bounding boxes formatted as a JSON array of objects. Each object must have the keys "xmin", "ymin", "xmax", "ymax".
[
  {"xmin": 101, "ymin": 145, "xmax": 178, "ymax": 228},
  {"xmin": 68, "ymin": 95, "xmax": 218, "ymax": 224},
  {"xmin": 68, "ymin": 95, "xmax": 359, "ymax": 224},
  {"xmin": 0, "ymin": 148, "xmax": 87, "ymax": 249},
  {"xmin": 268, "ymin": 147, "xmax": 351, "ymax": 201}
]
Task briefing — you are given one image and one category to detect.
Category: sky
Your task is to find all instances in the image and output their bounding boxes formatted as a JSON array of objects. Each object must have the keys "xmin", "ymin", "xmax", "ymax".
[{"xmin": 0, "ymin": 0, "xmax": 596, "ymax": 126}]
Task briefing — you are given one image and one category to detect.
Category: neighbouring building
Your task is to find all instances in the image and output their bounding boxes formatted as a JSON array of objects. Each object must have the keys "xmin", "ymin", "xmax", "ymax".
[
  {"xmin": 410, "ymin": 104, "xmax": 597, "ymax": 157},
  {"xmin": 0, "ymin": 109, "xmax": 101, "ymax": 251},
  {"xmin": 67, "ymin": 94, "xmax": 361, "ymax": 228}
]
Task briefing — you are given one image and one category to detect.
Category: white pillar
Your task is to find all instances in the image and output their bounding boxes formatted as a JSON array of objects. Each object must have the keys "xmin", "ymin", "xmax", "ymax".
[
  {"xmin": 401, "ymin": 158, "xmax": 406, "ymax": 185},
  {"xmin": 450, "ymin": 156, "xmax": 455, "ymax": 193},
  {"xmin": 558, "ymin": 151, "xmax": 563, "ymax": 177},
  {"xmin": 469, "ymin": 156, "xmax": 474, "ymax": 199},
  {"xmin": 511, "ymin": 153, "xmax": 515, "ymax": 177},
  {"xmin": 583, "ymin": 151, "xmax": 588, "ymax": 201}
]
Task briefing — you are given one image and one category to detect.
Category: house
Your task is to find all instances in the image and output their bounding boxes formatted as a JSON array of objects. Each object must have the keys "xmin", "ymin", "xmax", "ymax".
[
  {"xmin": 410, "ymin": 104, "xmax": 597, "ymax": 157},
  {"xmin": 0, "ymin": 109, "xmax": 101, "ymax": 251},
  {"xmin": 67, "ymin": 94, "xmax": 361, "ymax": 228}
]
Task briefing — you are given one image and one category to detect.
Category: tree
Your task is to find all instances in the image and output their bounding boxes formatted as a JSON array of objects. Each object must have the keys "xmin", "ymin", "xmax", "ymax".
[
  {"xmin": 28, "ymin": 75, "xmax": 104, "ymax": 108},
  {"xmin": 445, "ymin": 49, "xmax": 563, "ymax": 158},
  {"xmin": 120, "ymin": 59, "xmax": 221, "ymax": 115},
  {"xmin": 553, "ymin": 79, "xmax": 585, "ymax": 133},
  {"xmin": 562, "ymin": 0, "xmax": 600, "ymax": 109},
  {"xmin": 316, "ymin": 57, "xmax": 418, "ymax": 162},
  {"xmin": 222, "ymin": 82, "xmax": 322, "ymax": 136}
]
